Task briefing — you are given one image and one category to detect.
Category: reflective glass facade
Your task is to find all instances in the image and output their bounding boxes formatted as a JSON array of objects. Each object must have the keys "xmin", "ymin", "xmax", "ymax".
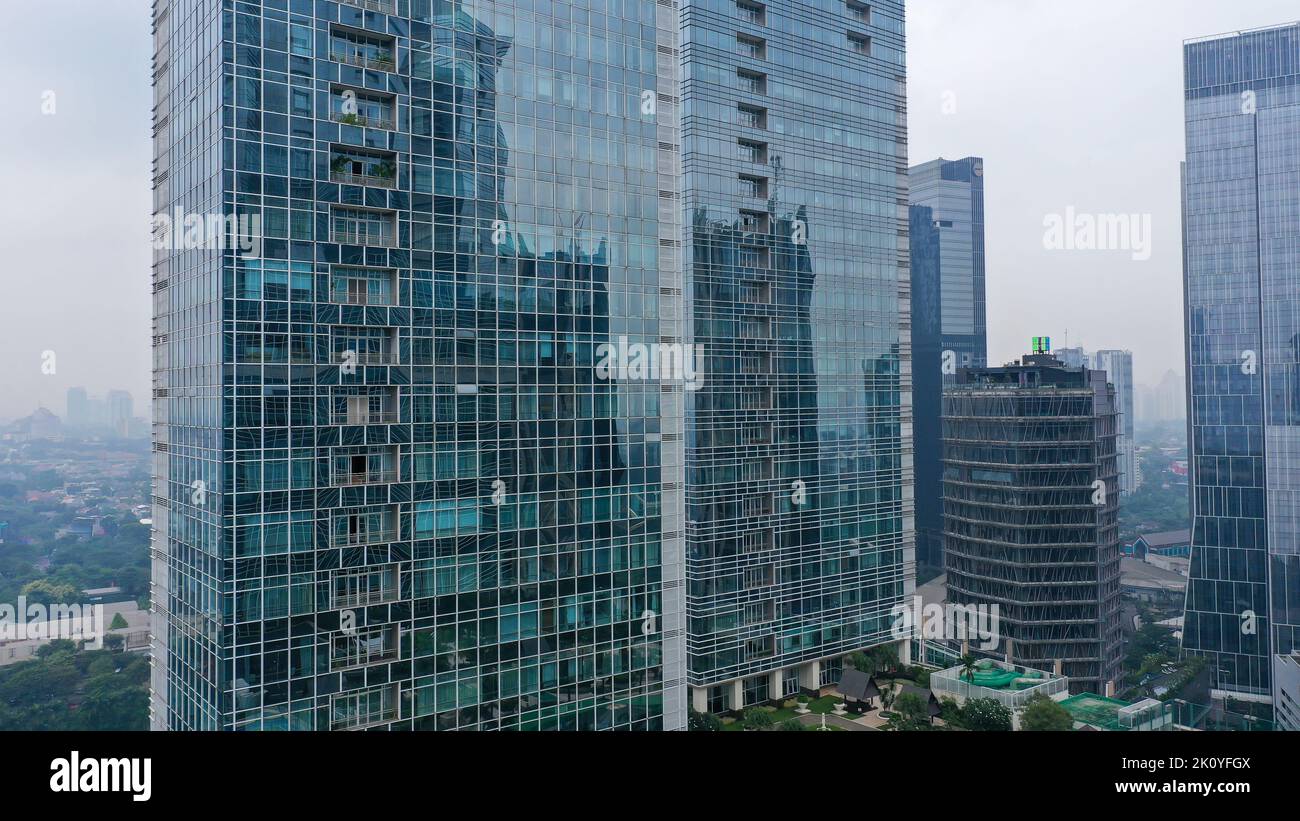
[
  {"xmin": 1182, "ymin": 22, "xmax": 1300, "ymax": 704},
  {"xmin": 151, "ymin": 0, "xmax": 685, "ymax": 731},
  {"xmin": 909, "ymin": 156, "xmax": 987, "ymax": 567},
  {"xmin": 680, "ymin": 0, "xmax": 912, "ymax": 694}
]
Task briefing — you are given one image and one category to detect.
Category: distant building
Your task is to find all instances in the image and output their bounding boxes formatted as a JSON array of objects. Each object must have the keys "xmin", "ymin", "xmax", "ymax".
[
  {"xmin": 910, "ymin": 156, "xmax": 988, "ymax": 569},
  {"xmin": 66, "ymin": 387, "xmax": 90, "ymax": 429},
  {"xmin": 1094, "ymin": 351, "xmax": 1137, "ymax": 496},
  {"xmin": 1126, "ymin": 529, "xmax": 1191, "ymax": 558},
  {"xmin": 106, "ymin": 391, "xmax": 133, "ymax": 437},
  {"xmin": 944, "ymin": 353, "xmax": 1123, "ymax": 694}
]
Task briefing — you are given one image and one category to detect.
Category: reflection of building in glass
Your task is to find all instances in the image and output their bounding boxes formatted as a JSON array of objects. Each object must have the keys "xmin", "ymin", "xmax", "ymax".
[
  {"xmin": 1182, "ymin": 22, "xmax": 1300, "ymax": 711},
  {"xmin": 943, "ymin": 354, "xmax": 1123, "ymax": 695},
  {"xmin": 152, "ymin": 0, "xmax": 684, "ymax": 731},
  {"xmin": 683, "ymin": 0, "xmax": 912, "ymax": 712},
  {"xmin": 908, "ymin": 154, "xmax": 988, "ymax": 569}
]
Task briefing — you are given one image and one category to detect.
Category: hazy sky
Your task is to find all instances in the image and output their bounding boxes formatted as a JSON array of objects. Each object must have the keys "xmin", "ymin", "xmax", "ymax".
[{"xmin": 0, "ymin": 0, "xmax": 1296, "ymax": 422}]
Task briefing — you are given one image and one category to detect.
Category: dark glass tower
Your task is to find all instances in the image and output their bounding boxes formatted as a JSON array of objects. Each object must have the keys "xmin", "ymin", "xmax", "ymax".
[
  {"xmin": 943, "ymin": 354, "xmax": 1123, "ymax": 695},
  {"xmin": 909, "ymin": 156, "xmax": 986, "ymax": 569},
  {"xmin": 681, "ymin": 0, "xmax": 913, "ymax": 711},
  {"xmin": 1182, "ymin": 22, "xmax": 1300, "ymax": 711},
  {"xmin": 151, "ymin": 0, "xmax": 685, "ymax": 731}
]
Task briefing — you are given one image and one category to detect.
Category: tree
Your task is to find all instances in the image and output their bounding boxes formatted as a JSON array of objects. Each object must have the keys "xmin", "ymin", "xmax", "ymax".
[
  {"xmin": 688, "ymin": 709, "xmax": 723, "ymax": 732},
  {"xmin": 960, "ymin": 698, "xmax": 1013, "ymax": 731},
  {"xmin": 870, "ymin": 644, "xmax": 900, "ymax": 674},
  {"xmin": 886, "ymin": 693, "xmax": 930, "ymax": 731},
  {"xmin": 109, "ymin": 612, "xmax": 129, "ymax": 630},
  {"xmin": 959, "ymin": 654, "xmax": 978, "ymax": 684},
  {"xmin": 846, "ymin": 651, "xmax": 875, "ymax": 676},
  {"xmin": 743, "ymin": 707, "xmax": 775, "ymax": 730},
  {"xmin": 777, "ymin": 718, "xmax": 805, "ymax": 732},
  {"xmin": 939, "ymin": 697, "xmax": 964, "ymax": 726},
  {"xmin": 1019, "ymin": 694, "xmax": 1074, "ymax": 731}
]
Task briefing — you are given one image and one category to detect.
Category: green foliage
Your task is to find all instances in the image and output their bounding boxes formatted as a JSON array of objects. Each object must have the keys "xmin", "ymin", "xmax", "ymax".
[
  {"xmin": 959, "ymin": 654, "xmax": 978, "ymax": 684},
  {"xmin": 688, "ymin": 709, "xmax": 724, "ymax": 732},
  {"xmin": 846, "ymin": 651, "xmax": 874, "ymax": 675},
  {"xmin": 777, "ymin": 718, "xmax": 805, "ymax": 732},
  {"xmin": 886, "ymin": 692, "xmax": 930, "ymax": 731},
  {"xmin": 109, "ymin": 612, "xmax": 129, "ymax": 630},
  {"xmin": 0, "ymin": 647, "xmax": 148, "ymax": 730},
  {"xmin": 743, "ymin": 707, "xmax": 775, "ymax": 730},
  {"xmin": 1019, "ymin": 694, "xmax": 1074, "ymax": 731},
  {"xmin": 960, "ymin": 698, "xmax": 1013, "ymax": 731}
]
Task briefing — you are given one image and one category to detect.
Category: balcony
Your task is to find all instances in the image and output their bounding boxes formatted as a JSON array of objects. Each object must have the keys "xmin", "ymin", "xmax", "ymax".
[
  {"xmin": 331, "ymin": 626, "xmax": 400, "ymax": 671},
  {"xmin": 331, "ymin": 409, "xmax": 399, "ymax": 425},
  {"xmin": 331, "ymin": 527, "xmax": 397, "ymax": 547},
  {"xmin": 331, "ymin": 349, "xmax": 397, "ymax": 366},
  {"xmin": 342, "ymin": 0, "xmax": 395, "ymax": 13},
  {"xmin": 330, "ymin": 685, "xmax": 399, "ymax": 730},
  {"xmin": 332, "ymin": 168, "xmax": 396, "ymax": 189},
  {"xmin": 335, "ymin": 468, "xmax": 397, "ymax": 487},
  {"xmin": 330, "ymin": 47, "xmax": 395, "ymax": 73},
  {"xmin": 332, "ymin": 227, "xmax": 397, "ymax": 248},
  {"xmin": 330, "ymin": 110, "xmax": 394, "ymax": 131},
  {"xmin": 330, "ymin": 153, "xmax": 397, "ymax": 189}
]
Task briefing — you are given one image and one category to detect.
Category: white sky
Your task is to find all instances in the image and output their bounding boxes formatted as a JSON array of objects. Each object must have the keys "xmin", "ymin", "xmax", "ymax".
[{"xmin": 1, "ymin": 0, "xmax": 1297, "ymax": 421}]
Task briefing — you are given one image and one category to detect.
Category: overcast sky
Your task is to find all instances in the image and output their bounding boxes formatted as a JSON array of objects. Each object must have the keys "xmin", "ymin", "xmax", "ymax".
[{"xmin": 0, "ymin": 0, "xmax": 1297, "ymax": 422}]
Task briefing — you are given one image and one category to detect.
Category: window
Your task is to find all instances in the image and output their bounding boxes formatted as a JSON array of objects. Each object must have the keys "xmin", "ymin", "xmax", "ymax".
[
  {"xmin": 846, "ymin": 0, "xmax": 870, "ymax": 24},
  {"xmin": 743, "ymin": 675, "xmax": 770, "ymax": 706},
  {"xmin": 331, "ymin": 507, "xmax": 396, "ymax": 545},
  {"xmin": 737, "ymin": 69, "xmax": 767, "ymax": 94},
  {"xmin": 330, "ymin": 326, "xmax": 396, "ymax": 366},
  {"xmin": 331, "ymin": 624, "xmax": 399, "ymax": 670},
  {"xmin": 329, "ymin": 28, "xmax": 395, "ymax": 71},
  {"xmin": 330, "ymin": 684, "xmax": 399, "ymax": 730},
  {"xmin": 849, "ymin": 31, "xmax": 871, "ymax": 56},
  {"xmin": 738, "ymin": 139, "xmax": 767, "ymax": 164},
  {"xmin": 820, "ymin": 659, "xmax": 844, "ymax": 687},
  {"xmin": 330, "ymin": 564, "xmax": 399, "ymax": 608},
  {"xmin": 736, "ymin": 34, "xmax": 766, "ymax": 59},
  {"xmin": 331, "ymin": 267, "xmax": 396, "ymax": 305},
  {"xmin": 736, "ymin": 1, "xmax": 766, "ymax": 24},
  {"xmin": 329, "ymin": 148, "xmax": 398, "ymax": 188},
  {"xmin": 784, "ymin": 670, "xmax": 800, "ymax": 697},
  {"xmin": 743, "ymin": 564, "xmax": 775, "ymax": 590},
  {"xmin": 330, "ymin": 86, "xmax": 395, "ymax": 129},
  {"xmin": 332, "ymin": 207, "xmax": 397, "ymax": 247},
  {"xmin": 738, "ymin": 175, "xmax": 768, "ymax": 199},
  {"xmin": 737, "ymin": 104, "xmax": 767, "ymax": 129}
]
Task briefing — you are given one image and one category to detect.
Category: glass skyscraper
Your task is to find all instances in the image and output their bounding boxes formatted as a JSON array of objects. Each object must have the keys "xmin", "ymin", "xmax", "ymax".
[
  {"xmin": 680, "ymin": 0, "xmax": 913, "ymax": 711},
  {"xmin": 151, "ymin": 0, "xmax": 685, "ymax": 731},
  {"xmin": 909, "ymin": 156, "xmax": 986, "ymax": 568},
  {"xmin": 1182, "ymin": 21, "xmax": 1300, "ymax": 710}
]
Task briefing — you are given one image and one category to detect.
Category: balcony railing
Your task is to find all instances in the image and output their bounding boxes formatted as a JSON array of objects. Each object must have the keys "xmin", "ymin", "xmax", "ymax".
[
  {"xmin": 331, "ymin": 410, "xmax": 399, "ymax": 425},
  {"xmin": 330, "ymin": 289, "xmax": 394, "ymax": 307},
  {"xmin": 332, "ymin": 350, "xmax": 396, "ymax": 366},
  {"xmin": 331, "ymin": 111, "xmax": 395, "ymax": 131},
  {"xmin": 342, "ymin": 0, "xmax": 396, "ymax": 13},
  {"xmin": 333, "ymin": 228, "xmax": 397, "ymax": 247},
  {"xmin": 331, "ymin": 169, "xmax": 397, "ymax": 189},
  {"xmin": 331, "ymin": 528, "xmax": 397, "ymax": 547},
  {"xmin": 331, "ymin": 588, "xmax": 399, "ymax": 609},
  {"xmin": 334, "ymin": 469, "xmax": 398, "ymax": 487},
  {"xmin": 330, "ymin": 48, "xmax": 396, "ymax": 72}
]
